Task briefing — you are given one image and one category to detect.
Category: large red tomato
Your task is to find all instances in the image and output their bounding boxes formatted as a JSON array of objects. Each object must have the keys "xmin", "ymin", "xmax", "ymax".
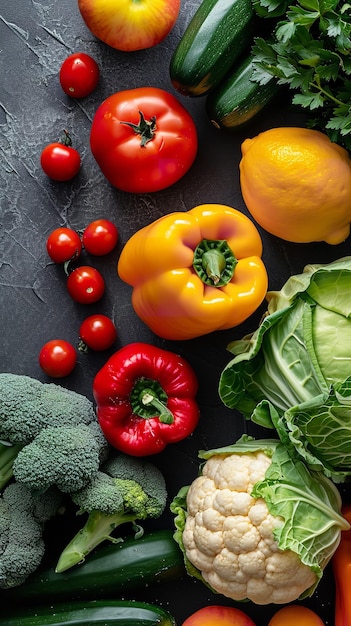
[
  {"xmin": 78, "ymin": 0, "xmax": 180, "ymax": 52},
  {"xmin": 90, "ymin": 87, "xmax": 198, "ymax": 193}
]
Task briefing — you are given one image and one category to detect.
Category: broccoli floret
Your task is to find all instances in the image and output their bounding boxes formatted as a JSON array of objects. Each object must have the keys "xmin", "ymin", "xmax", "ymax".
[
  {"xmin": 55, "ymin": 453, "xmax": 167, "ymax": 573},
  {"xmin": 13, "ymin": 423, "xmax": 107, "ymax": 494},
  {"xmin": 0, "ymin": 374, "xmax": 96, "ymax": 443},
  {"xmin": 0, "ymin": 481, "xmax": 62, "ymax": 588},
  {"xmin": 103, "ymin": 453, "xmax": 168, "ymax": 518},
  {"xmin": 0, "ymin": 373, "xmax": 108, "ymax": 492}
]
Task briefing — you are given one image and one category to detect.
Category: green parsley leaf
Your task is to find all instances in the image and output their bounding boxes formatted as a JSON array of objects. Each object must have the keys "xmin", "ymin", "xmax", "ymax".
[{"xmin": 251, "ymin": 0, "xmax": 351, "ymax": 149}]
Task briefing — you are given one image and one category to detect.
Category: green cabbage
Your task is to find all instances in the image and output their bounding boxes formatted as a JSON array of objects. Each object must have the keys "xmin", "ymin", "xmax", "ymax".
[{"xmin": 219, "ymin": 257, "xmax": 351, "ymax": 482}]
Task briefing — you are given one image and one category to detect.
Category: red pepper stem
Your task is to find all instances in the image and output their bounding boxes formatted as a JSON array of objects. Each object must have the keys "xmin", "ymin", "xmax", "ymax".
[{"xmin": 140, "ymin": 388, "xmax": 174, "ymax": 424}]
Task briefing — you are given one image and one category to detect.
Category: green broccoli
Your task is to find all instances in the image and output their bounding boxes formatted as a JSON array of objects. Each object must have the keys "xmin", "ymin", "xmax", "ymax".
[
  {"xmin": 0, "ymin": 374, "xmax": 96, "ymax": 441},
  {"xmin": 0, "ymin": 373, "xmax": 109, "ymax": 492},
  {"xmin": 0, "ymin": 481, "xmax": 62, "ymax": 588},
  {"xmin": 13, "ymin": 422, "xmax": 108, "ymax": 493},
  {"xmin": 55, "ymin": 453, "xmax": 167, "ymax": 573}
]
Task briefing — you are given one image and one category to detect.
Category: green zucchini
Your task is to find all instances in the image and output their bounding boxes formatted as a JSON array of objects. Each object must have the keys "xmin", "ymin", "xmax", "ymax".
[
  {"xmin": 3, "ymin": 530, "xmax": 184, "ymax": 603},
  {"xmin": 170, "ymin": 0, "xmax": 254, "ymax": 96},
  {"xmin": 206, "ymin": 53, "xmax": 280, "ymax": 129},
  {"xmin": 2, "ymin": 599, "xmax": 176, "ymax": 625}
]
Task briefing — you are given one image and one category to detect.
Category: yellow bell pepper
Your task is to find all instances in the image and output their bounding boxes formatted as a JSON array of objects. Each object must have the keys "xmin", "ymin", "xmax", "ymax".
[{"xmin": 117, "ymin": 204, "xmax": 268, "ymax": 340}]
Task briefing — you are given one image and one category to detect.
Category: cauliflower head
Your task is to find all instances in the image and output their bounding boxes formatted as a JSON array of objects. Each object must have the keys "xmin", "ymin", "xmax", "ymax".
[
  {"xmin": 183, "ymin": 451, "xmax": 315, "ymax": 604},
  {"xmin": 171, "ymin": 436, "xmax": 349, "ymax": 605}
]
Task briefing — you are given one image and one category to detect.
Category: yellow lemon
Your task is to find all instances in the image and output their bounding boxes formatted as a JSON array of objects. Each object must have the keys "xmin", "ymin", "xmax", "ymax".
[{"xmin": 239, "ymin": 127, "xmax": 351, "ymax": 244}]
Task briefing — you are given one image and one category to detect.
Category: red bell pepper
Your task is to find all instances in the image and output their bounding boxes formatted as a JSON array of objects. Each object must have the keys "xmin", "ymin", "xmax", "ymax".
[
  {"xmin": 93, "ymin": 342, "xmax": 200, "ymax": 456},
  {"xmin": 333, "ymin": 505, "xmax": 351, "ymax": 626}
]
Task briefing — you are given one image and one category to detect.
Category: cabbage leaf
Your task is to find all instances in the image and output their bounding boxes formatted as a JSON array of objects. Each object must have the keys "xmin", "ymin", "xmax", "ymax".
[{"xmin": 219, "ymin": 257, "xmax": 351, "ymax": 481}]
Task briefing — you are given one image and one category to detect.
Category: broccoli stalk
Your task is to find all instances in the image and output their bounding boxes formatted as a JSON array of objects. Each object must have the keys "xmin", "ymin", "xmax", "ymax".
[
  {"xmin": 0, "ymin": 443, "xmax": 23, "ymax": 491},
  {"xmin": 55, "ymin": 453, "xmax": 167, "ymax": 573}
]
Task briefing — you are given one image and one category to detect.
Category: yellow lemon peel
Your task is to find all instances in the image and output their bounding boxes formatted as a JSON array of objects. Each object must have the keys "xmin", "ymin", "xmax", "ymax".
[{"xmin": 239, "ymin": 127, "xmax": 351, "ymax": 245}]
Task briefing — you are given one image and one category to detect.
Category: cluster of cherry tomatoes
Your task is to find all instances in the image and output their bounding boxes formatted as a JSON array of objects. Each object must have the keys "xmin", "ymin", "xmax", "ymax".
[
  {"xmin": 39, "ymin": 219, "xmax": 119, "ymax": 378},
  {"xmin": 38, "ymin": 52, "xmax": 116, "ymax": 377},
  {"xmin": 40, "ymin": 53, "xmax": 100, "ymax": 182},
  {"xmin": 46, "ymin": 219, "xmax": 118, "ymax": 304}
]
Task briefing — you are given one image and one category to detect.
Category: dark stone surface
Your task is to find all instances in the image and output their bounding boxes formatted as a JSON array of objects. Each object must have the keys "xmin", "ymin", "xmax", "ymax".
[{"xmin": 1, "ymin": 1, "xmax": 349, "ymax": 622}]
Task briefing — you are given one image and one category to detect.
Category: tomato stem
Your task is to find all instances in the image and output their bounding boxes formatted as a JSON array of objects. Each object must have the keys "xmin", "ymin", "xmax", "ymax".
[
  {"xmin": 60, "ymin": 129, "xmax": 73, "ymax": 147},
  {"xmin": 120, "ymin": 110, "xmax": 157, "ymax": 147}
]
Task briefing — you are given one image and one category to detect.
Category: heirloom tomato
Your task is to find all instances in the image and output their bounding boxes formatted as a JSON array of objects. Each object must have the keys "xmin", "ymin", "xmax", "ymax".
[
  {"xmin": 78, "ymin": 0, "xmax": 180, "ymax": 52},
  {"xmin": 90, "ymin": 87, "xmax": 198, "ymax": 193}
]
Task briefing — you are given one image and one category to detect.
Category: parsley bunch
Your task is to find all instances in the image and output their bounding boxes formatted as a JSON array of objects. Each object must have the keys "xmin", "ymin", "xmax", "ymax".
[{"xmin": 251, "ymin": 0, "xmax": 351, "ymax": 150}]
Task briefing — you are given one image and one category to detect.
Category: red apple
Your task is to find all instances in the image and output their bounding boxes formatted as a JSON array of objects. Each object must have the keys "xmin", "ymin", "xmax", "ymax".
[
  {"xmin": 77, "ymin": 0, "xmax": 181, "ymax": 51},
  {"xmin": 182, "ymin": 605, "xmax": 257, "ymax": 626}
]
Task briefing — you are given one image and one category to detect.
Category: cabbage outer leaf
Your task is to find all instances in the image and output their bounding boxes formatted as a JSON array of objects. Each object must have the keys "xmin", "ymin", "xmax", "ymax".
[
  {"xmin": 219, "ymin": 257, "xmax": 351, "ymax": 479},
  {"xmin": 279, "ymin": 377, "xmax": 351, "ymax": 481}
]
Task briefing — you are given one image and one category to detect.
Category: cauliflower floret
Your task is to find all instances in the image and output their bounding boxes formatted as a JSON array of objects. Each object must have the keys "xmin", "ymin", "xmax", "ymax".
[
  {"xmin": 203, "ymin": 452, "xmax": 272, "ymax": 492},
  {"xmin": 182, "ymin": 452, "xmax": 317, "ymax": 605}
]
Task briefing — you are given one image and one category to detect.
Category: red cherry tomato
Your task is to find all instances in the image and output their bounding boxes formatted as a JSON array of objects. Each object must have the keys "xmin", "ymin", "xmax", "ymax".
[
  {"xmin": 79, "ymin": 314, "xmax": 117, "ymax": 351},
  {"xmin": 39, "ymin": 339, "xmax": 77, "ymax": 378},
  {"xmin": 40, "ymin": 131, "xmax": 81, "ymax": 181},
  {"xmin": 67, "ymin": 266, "xmax": 105, "ymax": 304},
  {"xmin": 82, "ymin": 219, "xmax": 118, "ymax": 256},
  {"xmin": 59, "ymin": 52, "xmax": 100, "ymax": 98},
  {"xmin": 46, "ymin": 227, "xmax": 82, "ymax": 263}
]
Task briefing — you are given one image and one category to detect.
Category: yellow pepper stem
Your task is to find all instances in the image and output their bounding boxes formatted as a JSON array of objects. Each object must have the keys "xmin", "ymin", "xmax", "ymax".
[{"xmin": 193, "ymin": 239, "xmax": 237, "ymax": 287}]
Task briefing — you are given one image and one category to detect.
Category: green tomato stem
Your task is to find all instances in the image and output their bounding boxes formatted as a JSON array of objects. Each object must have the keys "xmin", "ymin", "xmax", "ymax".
[{"xmin": 120, "ymin": 110, "xmax": 157, "ymax": 147}]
